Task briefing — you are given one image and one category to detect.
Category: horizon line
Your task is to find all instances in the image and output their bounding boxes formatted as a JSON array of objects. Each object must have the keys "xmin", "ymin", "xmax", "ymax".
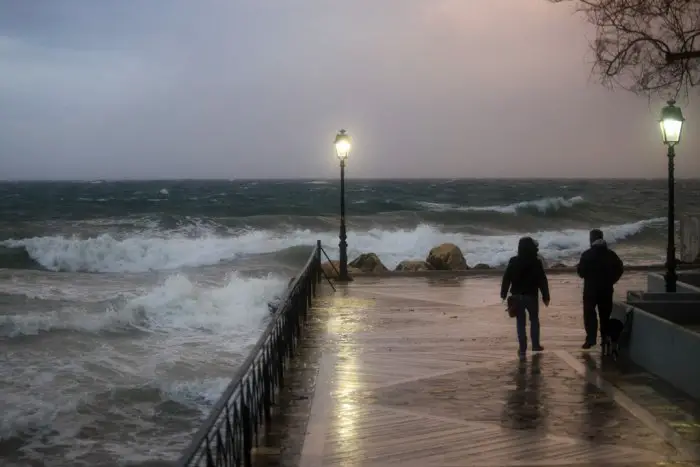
[{"xmin": 1, "ymin": 176, "xmax": 699, "ymax": 183}]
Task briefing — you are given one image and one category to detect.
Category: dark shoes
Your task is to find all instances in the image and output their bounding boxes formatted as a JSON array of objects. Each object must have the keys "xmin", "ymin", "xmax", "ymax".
[{"xmin": 581, "ymin": 341, "xmax": 596, "ymax": 350}]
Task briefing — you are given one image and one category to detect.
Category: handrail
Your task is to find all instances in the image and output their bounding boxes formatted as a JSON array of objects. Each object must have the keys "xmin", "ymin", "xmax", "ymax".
[{"xmin": 177, "ymin": 240, "xmax": 323, "ymax": 467}]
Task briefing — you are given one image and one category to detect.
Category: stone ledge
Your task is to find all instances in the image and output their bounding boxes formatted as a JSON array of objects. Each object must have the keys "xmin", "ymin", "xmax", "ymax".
[{"xmin": 347, "ymin": 263, "xmax": 690, "ymax": 278}]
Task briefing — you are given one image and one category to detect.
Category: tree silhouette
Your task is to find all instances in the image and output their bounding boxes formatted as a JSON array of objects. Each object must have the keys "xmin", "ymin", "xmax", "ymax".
[{"xmin": 550, "ymin": 0, "xmax": 700, "ymax": 97}]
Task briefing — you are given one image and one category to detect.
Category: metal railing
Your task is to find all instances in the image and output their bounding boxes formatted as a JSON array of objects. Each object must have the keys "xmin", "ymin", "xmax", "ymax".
[{"xmin": 177, "ymin": 240, "xmax": 324, "ymax": 467}]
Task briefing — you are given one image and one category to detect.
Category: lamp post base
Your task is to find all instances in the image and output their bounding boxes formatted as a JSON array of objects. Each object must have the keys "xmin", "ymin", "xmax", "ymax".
[
  {"xmin": 665, "ymin": 267, "xmax": 677, "ymax": 293},
  {"xmin": 337, "ymin": 237, "xmax": 353, "ymax": 282}
]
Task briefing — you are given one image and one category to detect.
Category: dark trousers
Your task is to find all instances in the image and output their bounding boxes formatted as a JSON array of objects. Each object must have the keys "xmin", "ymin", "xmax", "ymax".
[
  {"xmin": 515, "ymin": 295, "xmax": 540, "ymax": 352},
  {"xmin": 583, "ymin": 289, "xmax": 613, "ymax": 344}
]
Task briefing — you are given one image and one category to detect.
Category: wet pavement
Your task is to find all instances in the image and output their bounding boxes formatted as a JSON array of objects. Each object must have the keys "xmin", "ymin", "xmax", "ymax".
[{"xmin": 253, "ymin": 272, "xmax": 700, "ymax": 466}]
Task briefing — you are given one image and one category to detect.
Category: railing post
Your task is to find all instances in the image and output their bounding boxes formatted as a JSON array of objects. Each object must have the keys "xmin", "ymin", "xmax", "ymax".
[
  {"xmin": 311, "ymin": 265, "xmax": 316, "ymax": 296},
  {"xmin": 242, "ymin": 391, "xmax": 253, "ymax": 467},
  {"xmin": 224, "ymin": 406, "xmax": 234, "ymax": 464},
  {"xmin": 262, "ymin": 350, "xmax": 272, "ymax": 427},
  {"xmin": 316, "ymin": 240, "xmax": 322, "ymax": 285},
  {"xmin": 205, "ymin": 438, "xmax": 215, "ymax": 467}
]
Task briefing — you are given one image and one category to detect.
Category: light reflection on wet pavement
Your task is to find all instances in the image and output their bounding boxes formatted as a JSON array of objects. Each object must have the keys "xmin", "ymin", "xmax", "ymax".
[{"xmin": 254, "ymin": 273, "xmax": 700, "ymax": 467}]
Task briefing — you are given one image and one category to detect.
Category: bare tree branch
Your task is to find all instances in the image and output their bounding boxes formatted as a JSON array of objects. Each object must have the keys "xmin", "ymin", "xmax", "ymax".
[{"xmin": 550, "ymin": 0, "xmax": 700, "ymax": 98}]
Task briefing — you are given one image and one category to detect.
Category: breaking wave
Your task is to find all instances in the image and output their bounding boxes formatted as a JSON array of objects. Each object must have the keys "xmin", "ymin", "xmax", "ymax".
[
  {"xmin": 0, "ymin": 217, "xmax": 664, "ymax": 273},
  {"xmin": 416, "ymin": 195, "xmax": 586, "ymax": 214},
  {"xmin": 0, "ymin": 272, "xmax": 285, "ymax": 338}
]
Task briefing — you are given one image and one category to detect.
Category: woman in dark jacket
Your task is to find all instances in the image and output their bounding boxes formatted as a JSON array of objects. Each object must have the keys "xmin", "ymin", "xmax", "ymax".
[{"xmin": 500, "ymin": 237, "xmax": 551, "ymax": 356}]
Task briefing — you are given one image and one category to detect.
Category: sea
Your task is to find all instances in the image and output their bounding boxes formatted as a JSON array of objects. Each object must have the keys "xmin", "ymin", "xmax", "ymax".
[{"xmin": 0, "ymin": 178, "xmax": 697, "ymax": 466}]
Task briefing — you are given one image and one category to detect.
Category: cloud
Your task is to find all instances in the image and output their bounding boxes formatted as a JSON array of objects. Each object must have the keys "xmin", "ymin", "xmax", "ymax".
[{"xmin": 0, "ymin": 0, "xmax": 697, "ymax": 180}]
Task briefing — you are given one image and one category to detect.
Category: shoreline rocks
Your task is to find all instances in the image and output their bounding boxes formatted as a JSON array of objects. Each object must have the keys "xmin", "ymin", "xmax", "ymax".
[
  {"xmin": 395, "ymin": 260, "xmax": 434, "ymax": 272},
  {"xmin": 426, "ymin": 243, "xmax": 468, "ymax": 271},
  {"xmin": 349, "ymin": 253, "xmax": 388, "ymax": 273},
  {"xmin": 320, "ymin": 244, "xmax": 575, "ymax": 277}
]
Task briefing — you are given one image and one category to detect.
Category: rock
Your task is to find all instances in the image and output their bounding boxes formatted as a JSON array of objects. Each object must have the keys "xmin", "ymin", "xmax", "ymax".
[
  {"xmin": 321, "ymin": 261, "xmax": 360, "ymax": 279},
  {"xmin": 551, "ymin": 262, "xmax": 567, "ymax": 269},
  {"xmin": 394, "ymin": 260, "xmax": 435, "ymax": 272},
  {"xmin": 349, "ymin": 253, "xmax": 388, "ymax": 273},
  {"xmin": 473, "ymin": 263, "xmax": 490, "ymax": 269},
  {"xmin": 426, "ymin": 243, "xmax": 469, "ymax": 270},
  {"xmin": 538, "ymin": 255, "xmax": 547, "ymax": 268}
]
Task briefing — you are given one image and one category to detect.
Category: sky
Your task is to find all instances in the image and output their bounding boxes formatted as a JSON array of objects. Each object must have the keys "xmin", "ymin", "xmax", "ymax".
[{"xmin": 0, "ymin": 0, "xmax": 697, "ymax": 180}]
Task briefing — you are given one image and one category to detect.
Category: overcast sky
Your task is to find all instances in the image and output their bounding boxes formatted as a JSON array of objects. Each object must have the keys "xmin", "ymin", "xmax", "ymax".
[{"xmin": 0, "ymin": 0, "xmax": 697, "ymax": 180}]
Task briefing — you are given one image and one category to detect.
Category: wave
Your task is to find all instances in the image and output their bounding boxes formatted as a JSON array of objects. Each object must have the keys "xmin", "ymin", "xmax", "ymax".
[
  {"xmin": 315, "ymin": 217, "xmax": 664, "ymax": 268},
  {"xmin": 416, "ymin": 195, "xmax": 586, "ymax": 215},
  {"xmin": 0, "ymin": 272, "xmax": 283, "ymax": 458},
  {"xmin": 0, "ymin": 217, "xmax": 664, "ymax": 273},
  {"xmin": 0, "ymin": 375, "xmax": 230, "ymax": 453},
  {"xmin": 0, "ymin": 230, "xmax": 289, "ymax": 273},
  {"xmin": 0, "ymin": 273, "xmax": 285, "ymax": 338}
]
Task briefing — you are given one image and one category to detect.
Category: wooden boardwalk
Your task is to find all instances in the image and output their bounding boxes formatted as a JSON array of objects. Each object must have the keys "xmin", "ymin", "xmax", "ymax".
[{"xmin": 260, "ymin": 273, "xmax": 700, "ymax": 467}]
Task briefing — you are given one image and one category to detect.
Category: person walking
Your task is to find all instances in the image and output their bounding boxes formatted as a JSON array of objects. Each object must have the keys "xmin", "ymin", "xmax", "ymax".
[
  {"xmin": 500, "ymin": 237, "xmax": 551, "ymax": 357},
  {"xmin": 576, "ymin": 229, "xmax": 624, "ymax": 352}
]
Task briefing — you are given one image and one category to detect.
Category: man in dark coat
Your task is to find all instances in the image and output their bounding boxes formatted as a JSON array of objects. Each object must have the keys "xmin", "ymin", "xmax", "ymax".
[{"xmin": 576, "ymin": 229, "xmax": 624, "ymax": 350}]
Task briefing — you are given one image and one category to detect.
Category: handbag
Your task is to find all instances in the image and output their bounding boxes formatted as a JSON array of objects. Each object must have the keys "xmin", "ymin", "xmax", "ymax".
[{"xmin": 506, "ymin": 295, "xmax": 520, "ymax": 318}]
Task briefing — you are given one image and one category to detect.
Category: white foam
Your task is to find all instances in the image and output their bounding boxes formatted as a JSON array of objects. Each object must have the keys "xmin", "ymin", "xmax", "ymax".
[
  {"xmin": 315, "ymin": 217, "xmax": 665, "ymax": 268},
  {"xmin": 126, "ymin": 272, "xmax": 284, "ymax": 333},
  {"xmin": 0, "ymin": 360, "xmax": 87, "ymax": 441},
  {"xmin": 417, "ymin": 195, "xmax": 586, "ymax": 214},
  {"xmin": 0, "ymin": 272, "xmax": 285, "ymax": 446},
  {"xmin": 2, "ymin": 231, "xmax": 296, "ymax": 272},
  {"xmin": 0, "ymin": 273, "xmax": 285, "ymax": 337},
  {"xmin": 1, "ymin": 216, "xmax": 662, "ymax": 273}
]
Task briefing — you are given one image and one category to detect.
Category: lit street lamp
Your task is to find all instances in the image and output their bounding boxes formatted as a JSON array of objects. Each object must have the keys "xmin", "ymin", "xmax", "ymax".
[
  {"xmin": 659, "ymin": 99, "xmax": 685, "ymax": 292},
  {"xmin": 334, "ymin": 129, "xmax": 352, "ymax": 282}
]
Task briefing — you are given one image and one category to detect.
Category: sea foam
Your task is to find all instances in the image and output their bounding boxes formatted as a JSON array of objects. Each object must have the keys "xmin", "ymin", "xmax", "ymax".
[
  {"xmin": 0, "ymin": 272, "xmax": 285, "ymax": 338},
  {"xmin": 1, "ymin": 217, "xmax": 665, "ymax": 273}
]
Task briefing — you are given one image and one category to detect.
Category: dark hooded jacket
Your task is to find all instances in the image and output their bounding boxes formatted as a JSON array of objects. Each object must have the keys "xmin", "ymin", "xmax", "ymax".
[
  {"xmin": 577, "ymin": 239, "xmax": 624, "ymax": 298},
  {"xmin": 500, "ymin": 237, "xmax": 550, "ymax": 301}
]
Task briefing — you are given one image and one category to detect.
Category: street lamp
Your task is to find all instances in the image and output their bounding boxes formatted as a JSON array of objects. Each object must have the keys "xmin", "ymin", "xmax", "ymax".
[
  {"xmin": 334, "ymin": 129, "xmax": 352, "ymax": 282},
  {"xmin": 659, "ymin": 99, "xmax": 685, "ymax": 292}
]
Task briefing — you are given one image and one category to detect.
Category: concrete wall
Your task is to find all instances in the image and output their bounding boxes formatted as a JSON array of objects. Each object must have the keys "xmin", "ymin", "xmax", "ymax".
[
  {"xmin": 679, "ymin": 270, "xmax": 700, "ymax": 288},
  {"xmin": 647, "ymin": 272, "xmax": 700, "ymax": 293},
  {"xmin": 625, "ymin": 302, "xmax": 700, "ymax": 400},
  {"xmin": 625, "ymin": 300, "xmax": 700, "ymax": 326},
  {"xmin": 627, "ymin": 290, "xmax": 700, "ymax": 302}
]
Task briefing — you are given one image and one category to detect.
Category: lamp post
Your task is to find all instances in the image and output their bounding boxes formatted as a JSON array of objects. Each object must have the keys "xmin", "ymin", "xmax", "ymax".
[
  {"xmin": 334, "ymin": 129, "xmax": 352, "ymax": 282},
  {"xmin": 659, "ymin": 99, "xmax": 685, "ymax": 293}
]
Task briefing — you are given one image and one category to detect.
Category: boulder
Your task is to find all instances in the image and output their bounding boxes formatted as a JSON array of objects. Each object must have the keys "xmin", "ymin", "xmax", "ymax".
[
  {"xmin": 321, "ymin": 261, "xmax": 360, "ymax": 279},
  {"xmin": 349, "ymin": 253, "xmax": 389, "ymax": 273},
  {"xmin": 394, "ymin": 260, "xmax": 435, "ymax": 272},
  {"xmin": 426, "ymin": 243, "xmax": 469, "ymax": 271},
  {"xmin": 473, "ymin": 263, "xmax": 490, "ymax": 270}
]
